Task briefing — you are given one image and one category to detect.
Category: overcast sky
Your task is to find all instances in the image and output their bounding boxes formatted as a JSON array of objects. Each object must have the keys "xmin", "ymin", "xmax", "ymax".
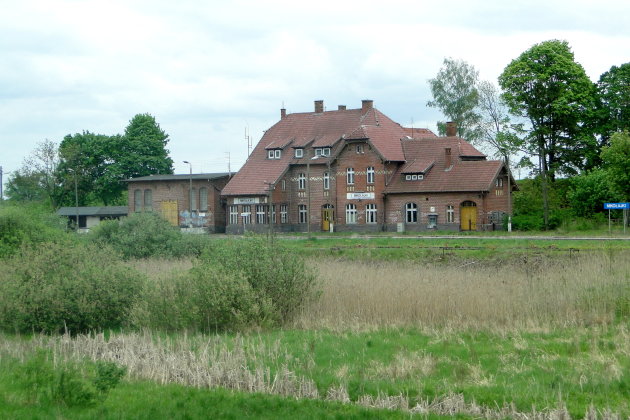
[{"xmin": 1, "ymin": 0, "xmax": 628, "ymax": 192}]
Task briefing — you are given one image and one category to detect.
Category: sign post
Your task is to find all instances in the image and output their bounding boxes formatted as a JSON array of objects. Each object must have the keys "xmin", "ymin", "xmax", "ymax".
[{"xmin": 604, "ymin": 203, "xmax": 630, "ymax": 234}]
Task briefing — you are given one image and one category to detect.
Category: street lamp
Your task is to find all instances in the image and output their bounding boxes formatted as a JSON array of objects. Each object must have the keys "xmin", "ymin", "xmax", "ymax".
[{"xmin": 183, "ymin": 161, "xmax": 193, "ymax": 228}]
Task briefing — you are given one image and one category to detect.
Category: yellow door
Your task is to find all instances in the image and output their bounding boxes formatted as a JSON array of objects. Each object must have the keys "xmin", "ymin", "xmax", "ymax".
[
  {"xmin": 321, "ymin": 208, "xmax": 334, "ymax": 231},
  {"xmin": 161, "ymin": 200, "xmax": 179, "ymax": 226},
  {"xmin": 460, "ymin": 204, "xmax": 477, "ymax": 231}
]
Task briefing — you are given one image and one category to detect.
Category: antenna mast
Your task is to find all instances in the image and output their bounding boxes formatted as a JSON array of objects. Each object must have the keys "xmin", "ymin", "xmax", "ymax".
[
  {"xmin": 245, "ymin": 127, "xmax": 252, "ymax": 157},
  {"xmin": 226, "ymin": 152, "xmax": 231, "ymax": 177}
]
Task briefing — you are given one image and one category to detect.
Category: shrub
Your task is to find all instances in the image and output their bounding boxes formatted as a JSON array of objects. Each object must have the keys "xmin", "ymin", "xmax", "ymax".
[
  {"xmin": 134, "ymin": 266, "xmax": 268, "ymax": 332},
  {"xmin": 0, "ymin": 204, "xmax": 67, "ymax": 258},
  {"xmin": 200, "ymin": 236, "xmax": 319, "ymax": 325},
  {"xmin": 90, "ymin": 212, "xmax": 209, "ymax": 259},
  {"xmin": 0, "ymin": 241, "xmax": 143, "ymax": 334}
]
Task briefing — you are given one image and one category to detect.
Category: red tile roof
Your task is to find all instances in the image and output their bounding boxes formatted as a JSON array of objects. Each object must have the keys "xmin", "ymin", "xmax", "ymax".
[
  {"xmin": 223, "ymin": 105, "xmax": 410, "ymax": 196},
  {"xmin": 384, "ymin": 137, "xmax": 502, "ymax": 194}
]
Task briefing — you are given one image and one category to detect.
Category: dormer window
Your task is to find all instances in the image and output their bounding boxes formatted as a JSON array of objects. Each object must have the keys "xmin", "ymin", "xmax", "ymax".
[
  {"xmin": 295, "ymin": 148, "xmax": 303, "ymax": 158},
  {"xmin": 405, "ymin": 174, "xmax": 424, "ymax": 181},
  {"xmin": 267, "ymin": 149, "xmax": 282, "ymax": 159},
  {"xmin": 315, "ymin": 147, "xmax": 331, "ymax": 157},
  {"xmin": 356, "ymin": 144, "xmax": 364, "ymax": 154}
]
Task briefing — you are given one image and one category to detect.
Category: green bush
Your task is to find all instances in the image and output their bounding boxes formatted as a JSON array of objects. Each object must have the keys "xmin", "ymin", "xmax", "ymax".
[
  {"xmin": 200, "ymin": 236, "xmax": 318, "ymax": 325},
  {"xmin": 0, "ymin": 204, "xmax": 68, "ymax": 258},
  {"xmin": 11, "ymin": 350, "xmax": 126, "ymax": 407},
  {"xmin": 0, "ymin": 242, "xmax": 143, "ymax": 334},
  {"xmin": 90, "ymin": 212, "xmax": 209, "ymax": 259},
  {"xmin": 134, "ymin": 266, "xmax": 268, "ymax": 332}
]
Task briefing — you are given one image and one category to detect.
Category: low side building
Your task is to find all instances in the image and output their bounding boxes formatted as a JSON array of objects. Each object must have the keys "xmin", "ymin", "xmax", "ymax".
[
  {"xmin": 125, "ymin": 173, "xmax": 230, "ymax": 233},
  {"xmin": 221, "ymin": 100, "xmax": 517, "ymax": 234},
  {"xmin": 56, "ymin": 206, "xmax": 128, "ymax": 232}
]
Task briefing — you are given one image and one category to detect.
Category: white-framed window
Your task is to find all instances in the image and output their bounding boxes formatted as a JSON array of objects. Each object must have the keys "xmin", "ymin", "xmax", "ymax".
[
  {"xmin": 323, "ymin": 171, "xmax": 330, "ymax": 190},
  {"xmin": 256, "ymin": 205, "xmax": 266, "ymax": 224},
  {"xmin": 367, "ymin": 166, "xmax": 375, "ymax": 184},
  {"xmin": 496, "ymin": 177, "xmax": 504, "ymax": 187},
  {"xmin": 242, "ymin": 205, "xmax": 251, "ymax": 224},
  {"xmin": 280, "ymin": 204, "xmax": 288, "ymax": 223},
  {"xmin": 411, "ymin": 174, "xmax": 418, "ymax": 180},
  {"xmin": 298, "ymin": 173, "xmax": 306, "ymax": 190},
  {"xmin": 282, "ymin": 179, "xmax": 286, "ymax": 191},
  {"xmin": 274, "ymin": 149, "xmax": 281, "ymax": 159},
  {"xmin": 229, "ymin": 205, "xmax": 239, "ymax": 224},
  {"xmin": 356, "ymin": 144, "xmax": 364, "ymax": 154},
  {"xmin": 323, "ymin": 147, "xmax": 330, "ymax": 156},
  {"xmin": 267, "ymin": 150, "xmax": 274, "ymax": 159},
  {"xmin": 298, "ymin": 204, "xmax": 308, "ymax": 224},
  {"xmin": 418, "ymin": 174, "xmax": 424, "ymax": 180},
  {"xmin": 315, "ymin": 148, "xmax": 322, "ymax": 156},
  {"xmin": 346, "ymin": 167, "xmax": 354, "ymax": 185},
  {"xmin": 405, "ymin": 175, "xmax": 411, "ymax": 181},
  {"xmin": 295, "ymin": 148, "xmax": 303, "ymax": 158},
  {"xmin": 271, "ymin": 205, "xmax": 276, "ymax": 224},
  {"xmin": 366, "ymin": 203, "xmax": 377, "ymax": 224},
  {"xmin": 405, "ymin": 202, "xmax": 418, "ymax": 223},
  {"xmin": 446, "ymin": 205, "xmax": 455, "ymax": 223},
  {"xmin": 346, "ymin": 203, "xmax": 357, "ymax": 224}
]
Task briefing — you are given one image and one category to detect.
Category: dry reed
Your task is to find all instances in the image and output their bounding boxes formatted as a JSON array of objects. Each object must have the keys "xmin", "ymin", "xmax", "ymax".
[{"xmin": 296, "ymin": 252, "xmax": 630, "ymax": 331}]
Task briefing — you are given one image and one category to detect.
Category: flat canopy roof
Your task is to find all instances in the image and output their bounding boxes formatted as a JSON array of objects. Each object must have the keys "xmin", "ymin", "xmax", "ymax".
[
  {"xmin": 125, "ymin": 173, "xmax": 230, "ymax": 182},
  {"xmin": 56, "ymin": 206, "xmax": 128, "ymax": 217}
]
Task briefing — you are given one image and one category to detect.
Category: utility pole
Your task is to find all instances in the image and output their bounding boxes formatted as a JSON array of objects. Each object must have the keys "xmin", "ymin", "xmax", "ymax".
[{"xmin": 0, "ymin": 165, "xmax": 3, "ymax": 200}]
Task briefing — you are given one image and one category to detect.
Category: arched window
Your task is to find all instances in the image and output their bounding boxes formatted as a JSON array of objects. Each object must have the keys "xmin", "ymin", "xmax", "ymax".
[
  {"xmin": 134, "ymin": 189, "xmax": 142, "ymax": 212},
  {"xmin": 199, "ymin": 187, "xmax": 208, "ymax": 211},
  {"xmin": 190, "ymin": 188, "xmax": 197, "ymax": 211},
  {"xmin": 346, "ymin": 203, "xmax": 357, "ymax": 224},
  {"xmin": 143, "ymin": 189, "xmax": 153, "ymax": 211},
  {"xmin": 405, "ymin": 202, "xmax": 418, "ymax": 223}
]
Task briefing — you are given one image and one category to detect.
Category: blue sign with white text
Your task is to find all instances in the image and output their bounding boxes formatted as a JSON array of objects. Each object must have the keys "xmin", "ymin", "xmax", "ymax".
[{"xmin": 604, "ymin": 202, "xmax": 630, "ymax": 210}]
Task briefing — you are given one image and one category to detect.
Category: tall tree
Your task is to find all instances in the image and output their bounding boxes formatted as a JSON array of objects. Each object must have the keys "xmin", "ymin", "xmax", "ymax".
[
  {"xmin": 600, "ymin": 131, "xmax": 630, "ymax": 200},
  {"xmin": 499, "ymin": 40, "xmax": 598, "ymax": 227},
  {"xmin": 119, "ymin": 113, "xmax": 174, "ymax": 178},
  {"xmin": 4, "ymin": 140, "xmax": 60, "ymax": 205},
  {"xmin": 597, "ymin": 63, "xmax": 630, "ymax": 143},
  {"xmin": 427, "ymin": 58, "xmax": 482, "ymax": 142},
  {"xmin": 4, "ymin": 170, "xmax": 47, "ymax": 202}
]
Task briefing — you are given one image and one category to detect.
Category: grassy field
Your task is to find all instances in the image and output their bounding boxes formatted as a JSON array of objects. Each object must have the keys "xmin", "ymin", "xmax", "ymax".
[{"xmin": 1, "ymin": 236, "xmax": 629, "ymax": 418}]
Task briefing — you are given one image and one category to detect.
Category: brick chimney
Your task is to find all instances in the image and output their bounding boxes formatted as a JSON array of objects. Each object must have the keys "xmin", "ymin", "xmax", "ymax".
[
  {"xmin": 338, "ymin": 105, "xmax": 346, "ymax": 110},
  {"xmin": 445, "ymin": 121, "xmax": 457, "ymax": 137},
  {"xmin": 314, "ymin": 100, "xmax": 324, "ymax": 113},
  {"xmin": 361, "ymin": 99, "xmax": 373, "ymax": 114},
  {"xmin": 445, "ymin": 147, "xmax": 452, "ymax": 168},
  {"xmin": 280, "ymin": 108, "xmax": 286, "ymax": 119}
]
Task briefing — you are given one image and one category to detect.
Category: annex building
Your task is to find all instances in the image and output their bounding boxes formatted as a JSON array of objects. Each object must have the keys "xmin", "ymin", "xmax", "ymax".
[{"xmin": 221, "ymin": 100, "xmax": 516, "ymax": 234}]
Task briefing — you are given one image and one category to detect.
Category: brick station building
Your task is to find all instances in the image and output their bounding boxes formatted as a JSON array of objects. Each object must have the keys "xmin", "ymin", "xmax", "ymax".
[
  {"xmin": 126, "ymin": 173, "xmax": 230, "ymax": 232},
  {"xmin": 221, "ymin": 100, "xmax": 516, "ymax": 234}
]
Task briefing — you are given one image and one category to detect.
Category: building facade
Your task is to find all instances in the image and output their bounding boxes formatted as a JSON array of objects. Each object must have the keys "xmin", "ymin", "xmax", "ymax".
[
  {"xmin": 126, "ymin": 173, "xmax": 230, "ymax": 233},
  {"xmin": 222, "ymin": 100, "xmax": 516, "ymax": 234}
]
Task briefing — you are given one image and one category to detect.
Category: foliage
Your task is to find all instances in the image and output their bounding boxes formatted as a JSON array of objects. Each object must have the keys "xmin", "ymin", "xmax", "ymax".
[
  {"xmin": 511, "ymin": 177, "xmax": 571, "ymax": 230},
  {"xmin": 567, "ymin": 169, "xmax": 622, "ymax": 217},
  {"xmin": 0, "ymin": 241, "xmax": 143, "ymax": 334},
  {"xmin": 600, "ymin": 131, "xmax": 630, "ymax": 199},
  {"xmin": 134, "ymin": 265, "xmax": 266, "ymax": 332},
  {"xmin": 201, "ymin": 236, "xmax": 319, "ymax": 325},
  {"xmin": 597, "ymin": 63, "xmax": 630, "ymax": 143},
  {"xmin": 7, "ymin": 350, "xmax": 126, "ymax": 408},
  {"xmin": 5, "ymin": 140, "xmax": 60, "ymax": 206},
  {"xmin": 54, "ymin": 114, "xmax": 173, "ymax": 207},
  {"xmin": 0, "ymin": 203, "xmax": 68, "ymax": 258},
  {"xmin": 499, "ymin": 40, "xmax": 599, "ymax": 178},
  {"xmin": 90, "ymin": 212, "xmax": 204, "ymax": 259},
  {"xmin": 427, "ymin": 57, "xmax": 482, "ymax": 142}
]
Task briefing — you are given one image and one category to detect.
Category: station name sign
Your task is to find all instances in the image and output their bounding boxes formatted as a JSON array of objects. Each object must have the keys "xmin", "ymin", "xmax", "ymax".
[
  {"xmin": 604, "ymin": 202, "xmax": 629, "ymax": 210},
  {"xmin": 234, "ymin": 197, "xmax": 262, "ymax": 204},
  {"xmin": 347, "ymin": 192, "xmax": 375, "ymax": 200}
]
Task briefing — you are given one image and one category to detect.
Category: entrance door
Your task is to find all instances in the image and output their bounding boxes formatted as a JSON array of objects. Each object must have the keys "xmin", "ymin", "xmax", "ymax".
[
  {"xmin": 161, "ymin": 200, "xmax": 179, "ymax": 226},
  {"xmin": 460, "ymin": 201, "xmax": 477, "ymax": 231},
  {"xmin": 321, "ymin": 205, "xmax": 334, "ymax": 231}
]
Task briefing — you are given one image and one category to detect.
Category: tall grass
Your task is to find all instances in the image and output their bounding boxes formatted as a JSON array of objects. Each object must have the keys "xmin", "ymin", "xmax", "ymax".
[{"xmin": 296, "ymin": 252, "xmax": 630, "ymax": 330}]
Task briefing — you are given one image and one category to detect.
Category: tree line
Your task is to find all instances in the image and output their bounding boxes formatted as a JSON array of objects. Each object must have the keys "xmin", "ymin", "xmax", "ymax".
[
  {"xmin": 5, "ymin": 113, "xmax": 173, "ymax": 207},
  {"xmin": 427, "ymin": 39, "xmax": 629, "ymax": 229}
]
